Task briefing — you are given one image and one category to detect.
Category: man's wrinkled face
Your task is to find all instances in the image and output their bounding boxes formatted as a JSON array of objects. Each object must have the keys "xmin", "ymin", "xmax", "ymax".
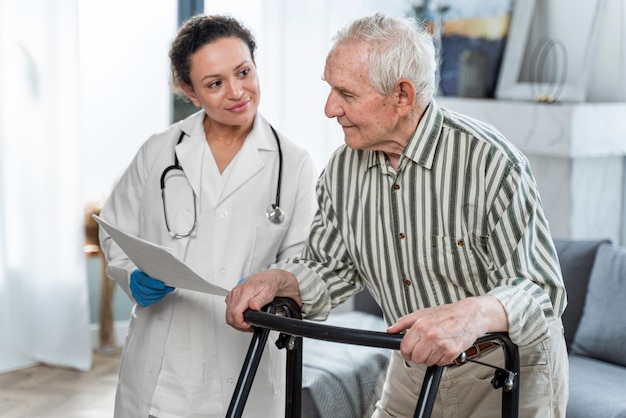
[{"xmin": 323, "ymin": 39, "xmax": 397, "ymax": 151}]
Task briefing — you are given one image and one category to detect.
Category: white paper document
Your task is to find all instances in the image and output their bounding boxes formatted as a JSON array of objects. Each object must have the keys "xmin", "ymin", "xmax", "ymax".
[{"xmin": 93, "ymin": 215, "xmax": 229, "ymax": 297}]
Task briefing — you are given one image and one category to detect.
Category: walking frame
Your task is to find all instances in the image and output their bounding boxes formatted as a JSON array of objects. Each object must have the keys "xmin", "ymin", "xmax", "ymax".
[{"xmin": 227, "ymin": 297, "xmax": 520, "ymax": 418}]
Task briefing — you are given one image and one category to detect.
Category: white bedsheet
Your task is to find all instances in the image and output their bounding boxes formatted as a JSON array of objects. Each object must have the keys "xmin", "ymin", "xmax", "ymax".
[{"xmin": 301, "ymin": 312, "xmax": 391, "ymax": 418}]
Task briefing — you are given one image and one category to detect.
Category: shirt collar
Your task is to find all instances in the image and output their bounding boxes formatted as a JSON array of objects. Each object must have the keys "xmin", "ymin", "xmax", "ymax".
[
  {"xmin": 176, "ymin": 110, "xmax": 277, "ymax": 151},
  {"xmin": 402, "ymin": 99, "xmax": 443, "ymax": 170},
  {"xmin": 366, "ymin": 99, "xmax": 444, "ymax": 171}
]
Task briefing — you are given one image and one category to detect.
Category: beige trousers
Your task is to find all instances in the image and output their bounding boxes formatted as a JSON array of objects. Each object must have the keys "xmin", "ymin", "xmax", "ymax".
[{"xmin": 373, "ymin": 320, "xmax": 568, "ymax": 418}]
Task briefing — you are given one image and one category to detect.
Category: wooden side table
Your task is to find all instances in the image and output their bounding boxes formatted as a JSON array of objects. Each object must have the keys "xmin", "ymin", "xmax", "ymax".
[{"xmin": 85, "ymin": 203, "xmax": 118, "ymax": 354}]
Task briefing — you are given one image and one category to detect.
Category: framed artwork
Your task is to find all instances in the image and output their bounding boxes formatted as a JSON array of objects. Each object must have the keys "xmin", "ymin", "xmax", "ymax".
[
  {"xmin": 432, "ymin": 0, "xmax": 514, "ymax": 98},
  {"xmin": 495, "ymin": 0, "xmax": 608, "ymax": 102}
]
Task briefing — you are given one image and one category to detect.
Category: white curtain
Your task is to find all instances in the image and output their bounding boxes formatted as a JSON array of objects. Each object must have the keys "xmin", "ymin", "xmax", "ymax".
[{"xmin": 0, "ymin": 0, "xmax": 92, "ymax": 373}]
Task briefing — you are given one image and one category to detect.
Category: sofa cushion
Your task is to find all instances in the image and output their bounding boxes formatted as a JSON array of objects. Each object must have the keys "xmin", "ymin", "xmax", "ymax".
[
  {"xmin": 571, "ymin": 244, "xmax": 626, "ymax": 366},
  {"xmin": 353, "ymin": 287, "xmax": 383, "ymax": 318},
  {"xmin": 553, "ymin": 239, "xmax": 611, "ymax": 349},
  {"xmin": 567, "ymin": 354, "xmax": 626, "ymax": 418}
]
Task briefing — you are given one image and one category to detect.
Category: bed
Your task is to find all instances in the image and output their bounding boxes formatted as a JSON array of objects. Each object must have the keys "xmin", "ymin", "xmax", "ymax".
[{"xmin": 301, "ymin": 290, "xmax": 390, "ymax": 418}]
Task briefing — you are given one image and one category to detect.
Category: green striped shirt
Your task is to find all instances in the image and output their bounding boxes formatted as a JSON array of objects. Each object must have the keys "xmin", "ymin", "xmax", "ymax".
[{"xmin": 275, "ymin": 100, "xmax": 566, "ymax": 346}]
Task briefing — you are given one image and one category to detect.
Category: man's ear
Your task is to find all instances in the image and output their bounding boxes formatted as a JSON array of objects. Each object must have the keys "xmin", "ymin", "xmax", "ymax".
[
  {"xmin": 180, "ymin": 82, "xmax": 201, "ymax": 107},
  {"xmin": 395, "ymin": 79, "xmax": 416, "ymax": 117}
]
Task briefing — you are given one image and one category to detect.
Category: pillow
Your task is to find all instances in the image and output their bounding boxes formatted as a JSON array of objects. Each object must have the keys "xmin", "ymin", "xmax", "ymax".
[
  {"xmin": 571, "ymin": 244, "xmax": 626, "ymax": 366},
  {"xmin": 553, "ymin": 239, "xmax": 612, "ymax": 348}
]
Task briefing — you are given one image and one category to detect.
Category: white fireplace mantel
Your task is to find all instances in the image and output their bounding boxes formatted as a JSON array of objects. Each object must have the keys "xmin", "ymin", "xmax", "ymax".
[{"xmin": 437, "ymin": 98, "xmax": 626, "ymax": 158}]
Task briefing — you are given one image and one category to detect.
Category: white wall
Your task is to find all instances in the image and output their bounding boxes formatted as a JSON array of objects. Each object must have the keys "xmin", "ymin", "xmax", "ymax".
[
  {"xmin": 78, "ymin": 0, "xmax": 177, "ymax": 204},
  {"xmin": 587, "ymin": 0, "xmax": 626, "ymax": 101}
]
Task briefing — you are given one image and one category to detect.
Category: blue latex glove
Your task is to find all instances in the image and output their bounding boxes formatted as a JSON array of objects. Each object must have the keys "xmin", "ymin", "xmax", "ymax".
[{"xmin": 130, "ymin": 269, "xmax": 175, "ymax": 307}]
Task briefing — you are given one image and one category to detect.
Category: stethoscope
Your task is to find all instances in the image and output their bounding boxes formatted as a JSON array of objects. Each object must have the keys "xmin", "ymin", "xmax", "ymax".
[{"xmin": 160, "ymin": 125, "xmax": 284, "ymax": 239}]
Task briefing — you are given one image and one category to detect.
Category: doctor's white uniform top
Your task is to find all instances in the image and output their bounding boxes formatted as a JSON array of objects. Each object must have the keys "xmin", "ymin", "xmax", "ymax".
[{"xmin": 99, "ymin": 110, "xmax": 317, "ymax": 418}]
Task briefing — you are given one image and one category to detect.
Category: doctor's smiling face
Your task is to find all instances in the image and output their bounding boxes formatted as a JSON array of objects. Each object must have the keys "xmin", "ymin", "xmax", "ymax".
[{"xmin": 181, "ymin": 36, "xmax": 260, "ymax": 130}]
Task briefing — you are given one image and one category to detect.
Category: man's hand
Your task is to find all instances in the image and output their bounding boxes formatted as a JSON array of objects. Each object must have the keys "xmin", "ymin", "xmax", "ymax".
[
  {"xmin": 386, "ymin": 295, "xmax": 507, "ymax": 366},
  {"xmin": 225, "ymin": 269, "xmax": 302, "ymax": 332}
]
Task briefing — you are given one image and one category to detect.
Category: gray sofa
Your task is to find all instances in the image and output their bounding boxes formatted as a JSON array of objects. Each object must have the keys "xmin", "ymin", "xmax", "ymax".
[
  {"xmin": 301, "ymin": 239, "xmax": 626, "ymax": 417},
  {"xmin": 555, "ymin": 239, "xmax": 626, "ymax": 418}
]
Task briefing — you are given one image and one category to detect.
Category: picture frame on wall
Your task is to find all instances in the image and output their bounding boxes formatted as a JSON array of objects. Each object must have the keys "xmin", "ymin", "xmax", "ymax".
[
  {"xmin": 421, "ymin": 0, "xmax": 514, "ymax": 99},
  {"xmin": 495, "ymin": 0, "xmax": 608, "ymax": 102}
]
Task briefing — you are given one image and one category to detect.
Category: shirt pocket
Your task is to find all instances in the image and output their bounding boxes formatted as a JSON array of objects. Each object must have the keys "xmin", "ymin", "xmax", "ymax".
[
  {"xmin": 244, "ymin": 226, "xmax": 289, "ymax": 276},
  {"xmin": 420, "ymin": 233, "xmax": 486, "ymax": 297}
]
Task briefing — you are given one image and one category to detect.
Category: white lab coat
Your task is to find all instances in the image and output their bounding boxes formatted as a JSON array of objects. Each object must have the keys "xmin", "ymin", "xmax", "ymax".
[{"xmin": 99, "ymin": 111, "xmax": 317, "ymax": 418}]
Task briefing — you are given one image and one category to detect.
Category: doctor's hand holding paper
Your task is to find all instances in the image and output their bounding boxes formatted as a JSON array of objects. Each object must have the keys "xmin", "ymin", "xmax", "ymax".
[
  {"xmin": 97, "ymin": 14, "xmax": 317, "ymax": 418},
  {"xmin": 129, "ymin": 270, "xmax": 174, "ymax": 307}
]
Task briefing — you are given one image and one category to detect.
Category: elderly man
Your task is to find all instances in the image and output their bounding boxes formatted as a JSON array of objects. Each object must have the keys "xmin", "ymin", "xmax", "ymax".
[{"xmin": 226, "ymin": 13, "xmax": 568, "ymax": 417}]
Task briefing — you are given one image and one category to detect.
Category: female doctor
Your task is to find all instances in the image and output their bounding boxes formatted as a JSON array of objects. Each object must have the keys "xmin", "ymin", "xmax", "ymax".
[{"xmin": 98, "ymin": 14, "xmax": 317, "ymax": 418}]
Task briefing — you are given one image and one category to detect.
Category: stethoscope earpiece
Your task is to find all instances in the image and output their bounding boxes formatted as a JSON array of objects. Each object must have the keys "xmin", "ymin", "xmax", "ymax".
[{"xmin": 266, "ymin": 204, "xmax": 285, "ymax": 224}]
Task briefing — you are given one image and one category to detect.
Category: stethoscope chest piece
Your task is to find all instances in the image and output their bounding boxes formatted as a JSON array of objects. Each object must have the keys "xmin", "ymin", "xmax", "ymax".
[{"xmin": 266, "ymin": 203, "xmax": 285, "ymax": 224}]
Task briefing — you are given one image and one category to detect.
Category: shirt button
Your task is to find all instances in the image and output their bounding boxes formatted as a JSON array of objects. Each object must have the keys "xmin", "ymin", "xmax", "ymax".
[
  {"xmin": 457, "ymin": 239, "xmax": 464, "ymax": 247},
  {"xmin": 220, "ymin": 210, "xmax": 229, "ymax": 218},
  {"xmin": 405, "ymin": 279, "xmax": 412, "ymax": 286},
  {"xmin": 393, "ymin": 184, "xmax": 401, "ymax": 190},
  {"xmin": 219, "ymin": 268, "xmax": 227, "ymax": 275},
  {"xmin": 227, "ymin": 378, "xmax": 235, "ymax": 386},
  {"xmin": 399, "ymin": 233, "xmax": 406, "ymax": 239}
]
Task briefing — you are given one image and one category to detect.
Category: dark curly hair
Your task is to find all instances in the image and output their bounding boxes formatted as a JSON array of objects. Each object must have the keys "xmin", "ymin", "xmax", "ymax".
[{"xmin": 169, "ymin": 14, "xmax": 257, "ymax": 97}]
